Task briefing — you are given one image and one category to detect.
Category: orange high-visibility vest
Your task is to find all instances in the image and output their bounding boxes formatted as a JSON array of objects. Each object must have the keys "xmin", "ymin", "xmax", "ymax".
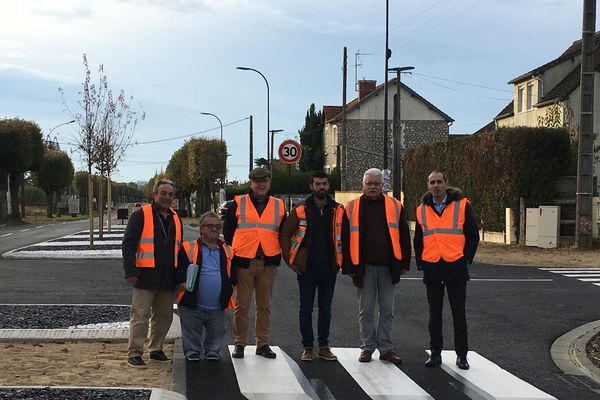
[
  {"xmin": 288, "ymin": 203, "xmax": 344, "ymax": 269},
  {"xmin": 232, "ymin": 194, "xmax": 285, "ymax": 258},
  {"xmin": 416, "ymin": 199, "xmax": 467, "ymax": 263},
  {"xmin": 135, "ymin": 204, "xmax": 182, "ymax": 268},
  {"xmin": 176, "ymin": 240, "xmax": 235, "ymax": 309},
  {"xmin": 345, "ymin": 195, "xmax": 404, "ymax": 266}
]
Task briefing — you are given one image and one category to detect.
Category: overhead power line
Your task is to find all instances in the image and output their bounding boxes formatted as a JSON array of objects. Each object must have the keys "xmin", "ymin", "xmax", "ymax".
[
  {"xmin": 414, "ymin": 75, "xmax": 511, "ymax": 101},
  {"xmin": 412, "ymin": 72, "xmax": 513, "ymax": 93}
]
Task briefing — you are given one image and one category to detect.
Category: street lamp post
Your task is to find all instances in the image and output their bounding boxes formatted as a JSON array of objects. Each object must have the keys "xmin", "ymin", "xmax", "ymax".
[
  {"xmin": 200, "ymin": 112, "xmax": 225, "ymax": 192},
  {"xmin": 269, "ymin": 129, "xmax": 283, "ymax": 165},
  {"xmin": 47, "ymin": 119, "xmax": 76, "ymax": 147},
  {"xmin": 388, "ymin": 66, "xmax": 414, "ymax": 201},
  {"xmin": 236, "ymin": 66, "xmax": 270, "ymax": 169}
]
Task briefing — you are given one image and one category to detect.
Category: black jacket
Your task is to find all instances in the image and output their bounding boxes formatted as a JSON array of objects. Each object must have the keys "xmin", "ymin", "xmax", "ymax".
[
  {"xmin": 122, "ymin": 202, "xmax": 183, "ymax": 291},
  {"xmin": 175, "ymin": 239, "xmax": 234, "ymax": 311},
  {"xmin": 413, "ymin": 188, "xmax": 480, "ymax": 286},
  {"xmin": 222, "ymin": 191, "xmax": 286, "ymax": 268},
  {"xmin": 341, "ymin": 194, "xmax": 412, "ymax": 287}
]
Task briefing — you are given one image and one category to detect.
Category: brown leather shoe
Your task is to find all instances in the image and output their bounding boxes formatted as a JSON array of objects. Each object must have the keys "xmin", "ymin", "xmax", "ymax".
[
  {"xmin": 301, "ymin": 348, "xmax": 314, "ymax": 362},
  {"xmin": 379, "ymin": 350, "xmax": 403, "ymax": 365},
  {"xmin": 317, "ymin": 348, "xmax": 337, "ymax": 361},
  {"xmin": 359, "ymin": 349, "xmax": 372, "ymax": 363}
]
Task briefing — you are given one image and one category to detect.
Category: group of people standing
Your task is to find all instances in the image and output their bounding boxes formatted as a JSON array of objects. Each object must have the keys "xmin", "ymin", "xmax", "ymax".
[{"xmin": 121, "ymin": 166, "xmax": 479, "ymax": 372}]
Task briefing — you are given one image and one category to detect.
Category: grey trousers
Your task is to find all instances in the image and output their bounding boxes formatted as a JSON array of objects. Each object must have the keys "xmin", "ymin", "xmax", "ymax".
[
  {"xmin": 357, "ymin": 264, "xmax": 396, "ymax": 353},
  {"xmin": 178, "ymin": 306, "xmax": 225, "ymax": 358}
]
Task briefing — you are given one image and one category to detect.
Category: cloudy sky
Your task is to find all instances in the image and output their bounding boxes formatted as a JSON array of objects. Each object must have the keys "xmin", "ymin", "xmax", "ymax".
[{"xmin": 0, "ymin": 0, "xmax": 590, "ymax": 184}]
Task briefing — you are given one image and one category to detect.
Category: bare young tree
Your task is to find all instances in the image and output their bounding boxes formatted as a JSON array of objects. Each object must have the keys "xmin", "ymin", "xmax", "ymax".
[
  {"xmin": 59, "ymin": 54, "xmax": 109, "ymax": 248},
  {"xmin": 96, "ymin": 88, "xmax": 144, "ymax": 236}
]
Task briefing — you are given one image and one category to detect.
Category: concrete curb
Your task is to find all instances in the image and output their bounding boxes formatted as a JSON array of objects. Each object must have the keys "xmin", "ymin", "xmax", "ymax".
[
  {"xmin": 551, "ymin": 319, "xmax": 600, "ymax": 385},
  {"xmin": 171, "ymin": 338, "xmax": 187, "ymax": 398},
  {"xmin": 1, "ymin": 386, "xmax": 185, "ymax": 400}
]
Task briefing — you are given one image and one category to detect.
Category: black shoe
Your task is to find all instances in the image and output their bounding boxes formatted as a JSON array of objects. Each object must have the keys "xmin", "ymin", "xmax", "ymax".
[
  {"xmin": 379, "ymin": 350, "xmax": 402, "ymax": 365},
  {"xmin": 255, "ymin": 345, "xmax": 277, "ymax": 358},
  {"xmin": 425, "ymin": 354, "xmax": 442, "ymax": 368},
  {"xmin": 149, "ymin": 350, "xmax": 171, "ymax": 363},
  {"xmin": 127, "ymin": 356, "xmax": 147, "ymax": 369},
  {"xmin": 232, "ymin": 345, "xmax": 245, "ymax": 359},
  {"xmin": 456, "ymin": 355, "xmax": 469, "ymax": 370}
]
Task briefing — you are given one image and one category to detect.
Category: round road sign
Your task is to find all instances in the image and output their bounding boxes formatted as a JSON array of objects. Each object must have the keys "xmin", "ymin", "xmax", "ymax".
[{"xmin": 278, "ymin": 140, "xmax": 302, "ymax": 164}]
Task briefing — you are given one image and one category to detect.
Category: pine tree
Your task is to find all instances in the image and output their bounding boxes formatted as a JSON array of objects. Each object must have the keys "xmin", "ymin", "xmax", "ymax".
[{"xmin": 298, "ymin": 104, "xmax": 324, "ymax": 172}]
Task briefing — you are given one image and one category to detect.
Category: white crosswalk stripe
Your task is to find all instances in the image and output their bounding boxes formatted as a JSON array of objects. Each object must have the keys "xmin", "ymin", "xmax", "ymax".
[
  {"xmin": 227, "ymin": 346, "xmax": 556, "ymax": 400},
  {"xmin": 435, "ymin": 351, "xmax": 557, "ymax": 400},
  {"xmin": 539, "ymin": 268, "xmax": 600, "ymax": 287}
]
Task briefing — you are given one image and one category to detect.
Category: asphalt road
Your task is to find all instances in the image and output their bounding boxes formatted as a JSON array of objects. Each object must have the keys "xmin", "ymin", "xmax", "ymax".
[{"xmin": 1, "ymin": 224, "xmax": 600, "ymax": 399}]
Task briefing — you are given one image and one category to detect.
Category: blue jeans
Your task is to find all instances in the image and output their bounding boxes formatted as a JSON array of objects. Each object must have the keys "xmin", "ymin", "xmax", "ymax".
[
  {"xmin": 178, "ymin": 306, "xmax": 225, "ymax": 358},
  {"xmin": 357, "ymin": 264, "xmax": 396, "ymax": 353},
  {"xmin": 298, "ymin": 266, "xmax": 337, "ymax": 348}
]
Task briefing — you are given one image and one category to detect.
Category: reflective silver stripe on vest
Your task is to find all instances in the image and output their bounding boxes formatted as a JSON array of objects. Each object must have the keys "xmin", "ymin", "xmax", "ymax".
[
  {"xmin": 348, "ymin": 199, "xmax": 359, "ymax": 232},
  {"xmin": 139, "ymin": 238, "xmax": 154, "ymax": 244},
  {"xmin": 388, "ymin": 197, "xmax": 401, "ymax": 230},
  {"xmin": 237, "ymin": 195, "xmax": 281, "ymax": 231},
  {"xmin": 189, "ymin": 240, "xmax": 196, "ymax": 263},
  {"xmin": 136, "ymin": 252, "xmax": 154, "ymax": 259},
  {"xmin": 421, "ymin": 199, "xmax": 464, "ymax": 237},
  {"xmin": 223, "ymin": 245, "xmax": 231, "ymax": 258},
  {"xmin": 290, "ymin": 237, "xmax": 301, "ymax": 251}
]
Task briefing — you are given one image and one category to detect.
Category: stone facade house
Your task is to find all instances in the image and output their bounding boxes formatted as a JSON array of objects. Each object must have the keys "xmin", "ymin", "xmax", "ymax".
[
  {"xmin": 323, "ymin": 79, "xmax": 453, "ymax": 190},
  {"xmin": 493, "ymin": 32, "xmax": 600, "ymax": 194}
]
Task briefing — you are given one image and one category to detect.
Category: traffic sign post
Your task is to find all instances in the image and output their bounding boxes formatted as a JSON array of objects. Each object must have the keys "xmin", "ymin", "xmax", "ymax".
[{"xmin": 278, "ymin": 140, "xmax": 302, "ymax": 210}]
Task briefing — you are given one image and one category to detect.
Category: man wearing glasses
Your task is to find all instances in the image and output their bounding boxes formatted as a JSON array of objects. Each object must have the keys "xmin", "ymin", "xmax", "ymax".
[
  {"xmin": 176, "ymin": 211, "xmax": 234, "ymax": 361},
  {"xmin": 342, "ymin": 168, "xmax": 411, "ymax": 364},
  {"xmin": 223, "ymin": 167, "xmax": 286, "ymax": 359}
]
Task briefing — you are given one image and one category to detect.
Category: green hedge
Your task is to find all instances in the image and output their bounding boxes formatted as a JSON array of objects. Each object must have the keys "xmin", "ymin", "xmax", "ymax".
[{"xmin": 403, "ymin": 127, "xmax": 571, "ymax": 231}]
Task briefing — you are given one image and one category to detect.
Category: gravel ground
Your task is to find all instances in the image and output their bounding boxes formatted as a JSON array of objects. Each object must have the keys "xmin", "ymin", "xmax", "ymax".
[
  {"xmin": 586, "ymin": 332, "xmax": 600, "ymax": 369},
  {"xmin": 0, "ymin": 305, "xmax": 130, "ymax": 329},
  {"xmin": 0, "ymin": 388, "xmax": 150, "ymax": 400}
]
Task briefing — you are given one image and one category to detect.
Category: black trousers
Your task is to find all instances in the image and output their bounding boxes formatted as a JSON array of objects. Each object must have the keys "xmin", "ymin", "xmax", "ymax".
[{"xmin": 426, "ymin": 282, "xmax": 468, "ymax": 357}]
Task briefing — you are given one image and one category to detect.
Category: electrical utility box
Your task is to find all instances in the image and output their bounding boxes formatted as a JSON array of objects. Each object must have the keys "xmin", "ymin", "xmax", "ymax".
[
  {"xmin": 537, "ymin": 206, "xmax": 560, "ymax": 248},
  {"xmin": 525, "ymin": 208, "xmax": 539, "ymax": 247}
]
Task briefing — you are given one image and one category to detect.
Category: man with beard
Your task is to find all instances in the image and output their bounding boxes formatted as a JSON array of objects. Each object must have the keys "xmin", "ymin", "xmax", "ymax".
[{"xmin": 280, "ymin": 171, "xmax": 344, "ymax": 362}]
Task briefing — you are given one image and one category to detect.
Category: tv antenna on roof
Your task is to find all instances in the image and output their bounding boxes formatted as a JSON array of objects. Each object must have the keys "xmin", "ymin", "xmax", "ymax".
[{"xmin": 355, "ymin": 50, "xmax": 374, "ymax": 91}]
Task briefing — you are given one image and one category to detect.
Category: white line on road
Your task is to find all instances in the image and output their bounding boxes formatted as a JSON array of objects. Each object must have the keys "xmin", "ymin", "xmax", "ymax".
[
  {"xmin": 20, "ymin": 229, "xmax": 30, "ymax": 232},
  {"xmin": 577, "ymin": 278, "xmax": 600, "ymax": 282},
  {"xmin": 563, "ymin": 274, "xmax": 600, "ymax": 278},
  {"xmin": 0, "ymin": 233, "xmax": 13, "ymax": 237},
  {"xmin": 402, "ymin": 278, "xmax": 553, "ymax": 282},
  {"xmin": 35, "ymin": 225, "xmax": 44, "ymax": 229}
]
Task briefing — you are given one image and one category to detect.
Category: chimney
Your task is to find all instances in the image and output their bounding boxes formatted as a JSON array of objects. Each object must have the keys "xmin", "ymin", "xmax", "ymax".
[{"xmin": 358, "ymin": 80, "xmax": 377, "ymax": 101}]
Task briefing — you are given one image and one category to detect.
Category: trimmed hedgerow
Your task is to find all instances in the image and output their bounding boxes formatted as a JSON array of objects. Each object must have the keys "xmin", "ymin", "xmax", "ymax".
[{"xmin": 403, "ymin": 127, "xmax": 571, "ymax": 231}]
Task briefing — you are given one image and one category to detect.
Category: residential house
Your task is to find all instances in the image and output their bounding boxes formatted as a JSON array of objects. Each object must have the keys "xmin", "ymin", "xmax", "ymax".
[
  {"xmin": 494, "ymin": 32, "xmax": 600, "ymax": 193},
  {"xmin": 323, "ymin": 79, "xmax": 454, "ymax": 190}
]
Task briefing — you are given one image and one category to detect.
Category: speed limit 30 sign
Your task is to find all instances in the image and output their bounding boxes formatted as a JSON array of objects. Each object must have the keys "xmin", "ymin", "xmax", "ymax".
[{"xmin": 278, "ymin": 140, "xmax": 302, "ymax": 164}]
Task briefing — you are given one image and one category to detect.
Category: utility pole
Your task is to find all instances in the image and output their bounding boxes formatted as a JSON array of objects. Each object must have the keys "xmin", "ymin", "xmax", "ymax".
[
  {"xmin": 575, "ymin": 0, "xmax": 596, "ymax": 248},
  {"xmin": 389, "ymin": 66, "xmax": 414, "ymax": 201},
  {"xmin": 341, "ymin": 47, "xmax": 348, "ymax": 191},
  {"xmin": 383, "ymin": 0, "xmax": 390, "ymax": 171},
  {"xmin": 249, "ymin": 115, "xmax": 253, "ymax": 174}
]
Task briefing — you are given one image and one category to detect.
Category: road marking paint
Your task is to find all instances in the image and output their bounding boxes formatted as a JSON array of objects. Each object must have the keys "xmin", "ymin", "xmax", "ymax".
[
  {"xmin": 35, "ymin": 225, "xmax": 44, "ymax": 229},
  {"xmin": 540, "ymin": 268, "xmax": 600, "ymax": 271},
  {"xmin": 229, "ymin": 345, "xmax": 317, "ymax": 400},
  {"xmin": 594, "ymin": 283, "xmax": 600, "ymax": 287},
  {"xmin": 0, "ymin": 233, "xmax": 13, "ymax": 237},
  {"xmin": 434, "ymin": 350, "xmax": 557, "ymax": 400},
  {"xmin": 402, "ymin": 278, "xmax": 552, "ymax": 282},
  {"xmin": 577, "ymin": 278, "xmax": 600, "ymax": 282},
  {"xmin": 563, "ymin": 274, "xmax": 600, "ymax": 278},
  {"xmin": 334, "ymin": 347, "xmax": 433, "ymax": 399},
  {"xmin": 20, "ymin": 229, "xmax": 30, "ymax": 232},
  {"xmin": 545, "ymin": 270, "xmax": 600, "ymax": 273}
]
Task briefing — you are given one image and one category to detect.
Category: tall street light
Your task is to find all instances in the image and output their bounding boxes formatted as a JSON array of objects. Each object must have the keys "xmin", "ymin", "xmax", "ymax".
[
  {"xmin": 269, "ymin": 129, "xmax": 283, "ymax": 165},
  {"xmin": 236, "ymin": 66, "xmax": 270, "ymax": 169},
  {"xmin": 201, "ymin": 112, "xmax": 225, "ymax": 192},
  {"xmin": 388, "ymin": 66, "xmax": 414, "ymax": 201},
  {"xmin": 47, "ymin": 119, "xmax": 76, "ymax": 146}
]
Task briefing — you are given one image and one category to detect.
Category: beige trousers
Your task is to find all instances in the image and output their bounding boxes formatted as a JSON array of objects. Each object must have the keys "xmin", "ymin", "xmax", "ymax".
[
  {"xmin": 232, "ymin": 259, "xmax": 276, "ymax": 347},
  {"xmin": 128, "ymin": 288, "xmax": 174, "ymax": 358}
]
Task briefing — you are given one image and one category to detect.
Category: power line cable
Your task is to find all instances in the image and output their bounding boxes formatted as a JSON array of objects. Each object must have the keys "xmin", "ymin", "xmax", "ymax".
[
  {"xmin": 133, "ymin": 117, "xmax": 250, "ymax": 145},
  {"xmin": 414, "ymin": 75, "xmax": 511, "ymax": 101},
  {"xmin": 412, "ymin": 72, "xmax": 513, "ymax": 93}
]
